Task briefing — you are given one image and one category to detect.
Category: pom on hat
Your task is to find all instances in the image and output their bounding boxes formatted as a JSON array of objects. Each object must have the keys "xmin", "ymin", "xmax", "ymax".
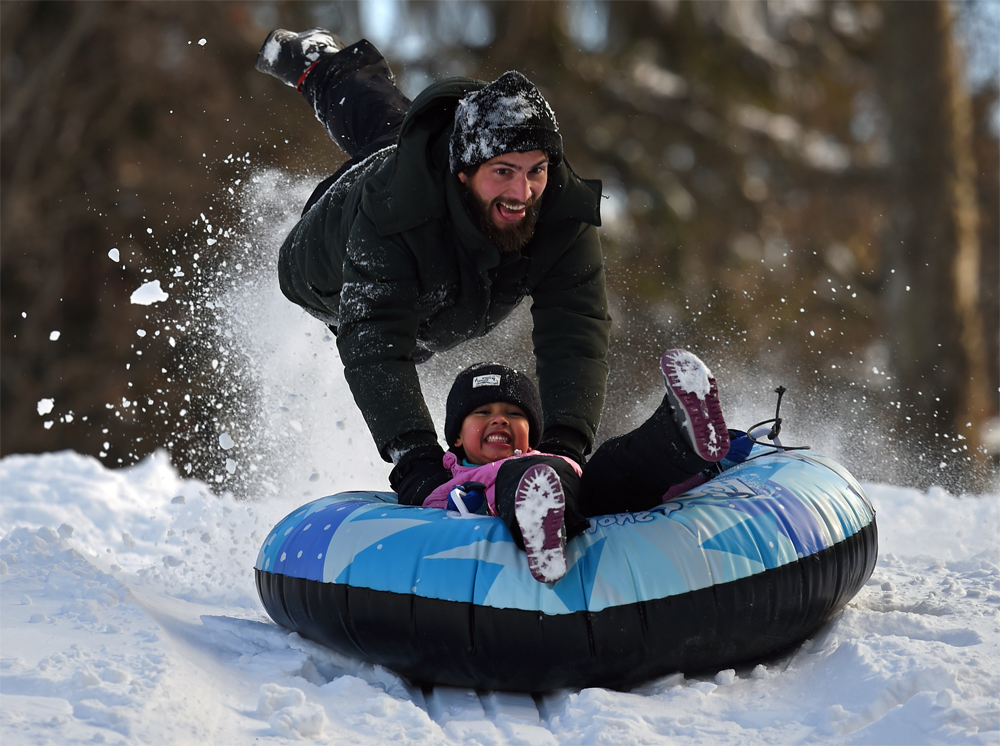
[
  {"xmin": 449, "ymin": 71, "xmax": 563, "ymax": 174},
  {"xmin": 444, "ymin": 362, "xmax": 543, "ymax": 451}
]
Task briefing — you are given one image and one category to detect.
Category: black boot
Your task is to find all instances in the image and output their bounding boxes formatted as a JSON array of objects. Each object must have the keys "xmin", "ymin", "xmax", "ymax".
[
  {"xmin": 495, "ymin": 456, "xmax": 588, "ymax": 549},
  {"xmin": 255, "ymin": 28, "xmax": 345, "ymax": 89}
]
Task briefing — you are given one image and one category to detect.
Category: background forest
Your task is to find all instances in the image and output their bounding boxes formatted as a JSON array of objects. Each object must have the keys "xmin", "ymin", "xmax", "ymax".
[{"xmin": 2, "ymin": 0, "xmax": 997, "ymax": 494}]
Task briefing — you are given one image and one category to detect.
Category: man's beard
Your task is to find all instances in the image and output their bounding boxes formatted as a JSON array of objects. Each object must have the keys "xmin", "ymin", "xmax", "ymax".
[{"xmin": 459, "ymin": 181, "xmax": 542, "ymax": 254}]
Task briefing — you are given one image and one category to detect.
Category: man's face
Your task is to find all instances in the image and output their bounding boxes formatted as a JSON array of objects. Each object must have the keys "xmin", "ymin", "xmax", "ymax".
[{"xmin": 457, "ymin": 150, "xmax": 549, "ymax": 253}]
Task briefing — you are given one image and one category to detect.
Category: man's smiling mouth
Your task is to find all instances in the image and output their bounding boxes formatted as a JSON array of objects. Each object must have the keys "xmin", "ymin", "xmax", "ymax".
[{"xmin": 496, "ymin": 201, "xmax": 526, "ymax": 221}]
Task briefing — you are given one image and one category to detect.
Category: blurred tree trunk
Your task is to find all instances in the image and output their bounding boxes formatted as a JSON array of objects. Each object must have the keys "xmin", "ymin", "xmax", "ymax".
[
  {"xmin": 0, "ymin": 1, "xmax": 319, "ymax": 473},
  {"xmin": 878, "ymin": 0, "xmax": 990, "ymax": 468}
]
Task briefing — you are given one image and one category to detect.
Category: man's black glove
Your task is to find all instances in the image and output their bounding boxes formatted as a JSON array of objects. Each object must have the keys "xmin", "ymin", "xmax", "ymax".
[
  {"xmin": 537, "ymin": 425, "xmax": 589, "ymax": 468},
  {"xmin": 389, "ymin": 444, "xmax": 452, "ymax": 506}
]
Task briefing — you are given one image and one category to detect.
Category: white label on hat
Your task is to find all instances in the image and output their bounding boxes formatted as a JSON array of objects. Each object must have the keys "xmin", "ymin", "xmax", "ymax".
[{"xmin": 472, "ymin": 374, "xmax": 502, "ymax": 388}]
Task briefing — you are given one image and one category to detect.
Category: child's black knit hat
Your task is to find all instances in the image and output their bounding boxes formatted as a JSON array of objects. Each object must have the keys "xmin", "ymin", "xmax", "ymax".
[
  {"xmin": 449, "ymin": 71, "xmax": 563, "ymax": 174},
  {"xmin": 444, "ymin": 362, "xmax": 543, "ymax": 450}
]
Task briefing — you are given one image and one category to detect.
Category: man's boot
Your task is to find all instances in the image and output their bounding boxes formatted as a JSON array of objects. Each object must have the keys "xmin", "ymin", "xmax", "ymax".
[{"xmin": 255, "ymin": 28, "xmax": 345, "ymax": 90}]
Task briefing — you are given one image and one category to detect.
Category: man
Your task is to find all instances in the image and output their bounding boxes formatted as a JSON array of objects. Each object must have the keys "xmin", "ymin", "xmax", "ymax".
[{"xmin": 256, "ymin": 29, "xmax": 611, "ymax": 506}]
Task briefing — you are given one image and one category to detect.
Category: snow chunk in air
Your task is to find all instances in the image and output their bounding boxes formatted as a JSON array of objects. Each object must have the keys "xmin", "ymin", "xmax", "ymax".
[{"xmin": 130, "ymin": 280, "xmax": 168, "ymax": 306}]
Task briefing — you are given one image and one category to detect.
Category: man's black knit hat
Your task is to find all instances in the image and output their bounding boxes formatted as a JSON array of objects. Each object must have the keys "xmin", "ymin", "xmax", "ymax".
[
  {"xmin": 449, "ymin": 71, "xmax": 563, "ymax": 174},
  {"xmin": 444, "ymin": 362, "xmax": 543, "ymax": 450}
]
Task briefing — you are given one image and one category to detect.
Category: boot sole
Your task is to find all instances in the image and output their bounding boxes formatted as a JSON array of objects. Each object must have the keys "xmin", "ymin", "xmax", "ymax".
[
  {"xmin": 660, "ymin": 349, "xmax": 730, "ymax": 462},
  {"xmin": 514, "ymin": 464, "xmax": 567, "ymax": 583}
]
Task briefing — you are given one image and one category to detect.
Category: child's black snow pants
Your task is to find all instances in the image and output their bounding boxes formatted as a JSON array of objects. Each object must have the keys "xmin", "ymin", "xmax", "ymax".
[
  {"xmin": 577, "ymin": 396, "xmax": 714, "ymax": 517},
  {"xmin": 491, "ymin": 399, "xmax": 716, "ymax": 546}
]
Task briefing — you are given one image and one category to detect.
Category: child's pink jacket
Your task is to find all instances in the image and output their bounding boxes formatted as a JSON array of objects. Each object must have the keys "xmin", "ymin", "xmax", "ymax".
[{"xmin": 422, "ymin": 450, "xmax": 583, "ymax": 513}]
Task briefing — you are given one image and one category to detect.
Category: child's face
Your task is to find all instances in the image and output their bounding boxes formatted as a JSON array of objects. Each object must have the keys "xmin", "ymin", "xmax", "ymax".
[{"xmin": 454, "ymin": 401, "xmax": 531, "ymax": 465}]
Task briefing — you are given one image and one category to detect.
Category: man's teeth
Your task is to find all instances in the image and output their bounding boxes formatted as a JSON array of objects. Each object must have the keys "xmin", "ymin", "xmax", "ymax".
[{"xmin": 499, "ymin": 202, "xmax": 525, "ymax": 212}]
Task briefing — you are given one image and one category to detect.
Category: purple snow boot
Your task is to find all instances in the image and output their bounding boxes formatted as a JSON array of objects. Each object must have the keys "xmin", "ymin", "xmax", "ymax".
[
  {"xmin": 660, "ymin": 349, "xmax": 730, "ymax": 462},
  {"xmin": 514, "ymin": 464, "xmax": 567, "ymax": 583}
]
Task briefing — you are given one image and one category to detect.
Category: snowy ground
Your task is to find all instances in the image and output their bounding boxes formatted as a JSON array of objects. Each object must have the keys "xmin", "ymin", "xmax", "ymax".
[{"xmin": 1, "ymin": 449, "xmax": 997, "ymax": 745}]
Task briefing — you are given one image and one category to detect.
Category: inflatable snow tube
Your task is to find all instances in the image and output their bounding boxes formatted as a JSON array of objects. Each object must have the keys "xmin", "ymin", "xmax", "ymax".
[{"xmin": 255, "ymin": 448, "xmax": 877, "ymax": 692}]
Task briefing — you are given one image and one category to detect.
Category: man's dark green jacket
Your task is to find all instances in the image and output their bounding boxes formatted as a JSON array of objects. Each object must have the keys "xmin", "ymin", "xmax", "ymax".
[{"xmin": 278, "ymin": 78, "xmax": 611, "ymax": 462}]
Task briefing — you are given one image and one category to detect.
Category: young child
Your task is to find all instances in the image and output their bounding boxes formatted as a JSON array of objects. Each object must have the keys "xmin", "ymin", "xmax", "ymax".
[{"xmin": 422, "ymin": 349, "xmax": 733, "ymax": 583}]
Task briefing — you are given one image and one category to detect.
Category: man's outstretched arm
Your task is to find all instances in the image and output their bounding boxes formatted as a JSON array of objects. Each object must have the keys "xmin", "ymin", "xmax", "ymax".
[{"xmin": 530, "ymin": 223, "xmax": 612, "ymax": 464}]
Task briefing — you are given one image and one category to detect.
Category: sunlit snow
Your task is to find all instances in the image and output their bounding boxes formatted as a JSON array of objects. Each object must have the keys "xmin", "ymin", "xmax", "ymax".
[{"xmin": 1, "ymin": 451, "xmax": 996, "ymax": 744}]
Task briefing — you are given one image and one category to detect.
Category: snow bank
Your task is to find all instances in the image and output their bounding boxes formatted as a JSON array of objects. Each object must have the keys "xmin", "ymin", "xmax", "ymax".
[{"xmin": 1, "ymin": 450, "xmax": 997, "ymax": 744}]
